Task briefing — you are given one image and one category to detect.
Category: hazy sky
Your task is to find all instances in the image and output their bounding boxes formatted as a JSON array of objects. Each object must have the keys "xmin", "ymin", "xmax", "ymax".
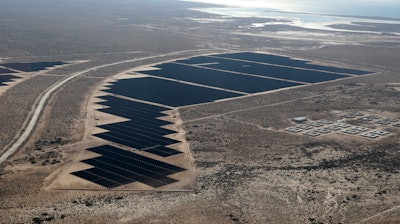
[{"xmin": 185, "ymin": 0, "xmax": 400, "ymax": 18}]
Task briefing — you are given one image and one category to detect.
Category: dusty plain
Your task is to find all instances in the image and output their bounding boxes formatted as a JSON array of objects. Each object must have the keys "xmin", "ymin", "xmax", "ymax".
[{"xmin": 0, "ymin": 0, "xmax": 400, "ymax": 223}]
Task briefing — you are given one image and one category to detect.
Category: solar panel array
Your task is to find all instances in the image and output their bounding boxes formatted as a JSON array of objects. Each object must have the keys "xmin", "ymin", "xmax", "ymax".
[
  {"xmin": 0, "ymin": 75, "xmax": 19, "ymax": 86},
  {"xmin": 0, "ymin": 67, "xmax": 16, "ymax": 74},
  {"xmin": 0, "ymin": 61, "xmax": 66, "ymax": 72},
  {"xmin": 177, "ymin": 56, "xmax": 354, "ymax": 83},
  {"xmin": 71, "ymin": 95, "xmax": 186, "ymax": 189},
  {"xmin": 0, "ymin": 61, "xmax": 67, "ymax": 86},
  {"xmin": 139, "ymin": 63, "xmax": 301, "ymax": 93},
  {"xmin": 215, "ymin": 52, "xmax": 371, "ymax": 75},
  {"xmin": 71, "ymin": 145, "xmax": 185, "ymax": 188},
  {"xmin": 104, "ymin": 77, "xmax": 241, "ymax": 107},
  {"xmin": 71, "ymin": 52, "xmax": 373, "ymax": 189},
  {"xmin": 95, "ymin": 95, "xmax": 183, "ymax": 157},
  {"xmin": 101, "ymin": 52, "xmax": 372, "ymax": 108}
]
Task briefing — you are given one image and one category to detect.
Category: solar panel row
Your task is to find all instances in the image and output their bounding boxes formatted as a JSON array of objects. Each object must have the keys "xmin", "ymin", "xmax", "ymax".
[
  {"xmin": 144, "ymin": 146, "xmax": 182, "ymax": 157},
  {"xmin": 104, "ymin": 77, "xmax": 242, "ymax": 107},
  {"xmin": 0, "ymin": 67, "xmax": 16, "ymax": 74},
  {"xmin": 94, "ymin": 131, "xmax": 180, "ymax": 149},
  {"xmin": 0, "ymin": 61, "xmax": 67, "ymax": 86},
  {"xmin": 99, "ymin": 121, "xmax": 176, "ymax": 137},
  {"xmin": 0, "ymin": 75, "xmax": 20, "ymax": 86},
  {"xmin": 178, "ymin": 56, "xmax": 351, "ymax": 83},
  {"xmin": 140, "ymin": 63, "xmax": 301, "ymax": 93},
  {"xmin": 98, "ymin": 95, "xmax": 167, "ymax": 115},
  {"xmin": 95, "ymin": 95, "xmax": 183, "ymax": 157},
  {"xmin": 179, "ymin": 52, "xmax": 371, "ymax": 75},
  {"xmin": 0, "ymin": 61, "xmax": 66, "ymax": 72},
  {"xmin": 71, "ymin": 145, "xmax": 186, "ymax": 188}
]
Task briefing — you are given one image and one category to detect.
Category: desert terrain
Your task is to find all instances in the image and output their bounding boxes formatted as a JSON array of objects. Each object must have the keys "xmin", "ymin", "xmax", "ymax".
[{"xmin": 0, "ymin": 0, "xmax": 400, "ymax": 223}]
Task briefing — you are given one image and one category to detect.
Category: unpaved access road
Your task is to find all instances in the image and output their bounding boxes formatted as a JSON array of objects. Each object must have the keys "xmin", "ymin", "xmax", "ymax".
[{"xmin": 0, "ymin": 49, "xmax": 211, "ymax": 165}]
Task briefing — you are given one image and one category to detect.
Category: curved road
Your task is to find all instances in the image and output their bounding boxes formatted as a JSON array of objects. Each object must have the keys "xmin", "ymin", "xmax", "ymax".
[{"xmin": 0, "ymin": 49, "xmax": 211, "ymax": 165}]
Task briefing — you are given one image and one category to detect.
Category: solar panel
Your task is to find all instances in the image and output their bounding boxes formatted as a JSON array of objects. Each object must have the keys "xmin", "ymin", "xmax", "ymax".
[
  {"xmin": 103, "ymin": 77, "xmax": 242, "ymax": 107},
  {"xmin": 140, "ymin": 63, "xmax": 301, "ymax": 93},
  {"xmin": 0, "ymin": 74, "xmax": 20, "ymax": 86},
  {"xmin": 194, "ymin": 56, "xmax": 351, "ymax": 83},
  {"xmin": 71, "ymin": 145, "xmax": 185, "ymax": 188},
  {"xmin": 214, "ymin": 52, "xmax": 372, "ymax": 75},
  {"xmin": 94, "ymin": 96, "xmax": 182, "ymax": 157},
  {"xmin": 97, "ymin": 95, "xmax": 169, "ymax": 114},
  {"xmin": 1, "ymin": 61, "xmax": 66, "ymax": 72},
  {"xmin": 0, "ymin": 67, "xmax": 17, "ymax": 74},
  {"xmin": 144, "ymin": 146, "xmax": 182, "ymax": 157},
  {"xmin": 94, "ymin": 131, "xmax": 180, "ymax": 149},
  {"xmin": 90, "ymin": 145, "xmax": 186, "ymax": 172},
  {"xmin": 72, "ymin": 169, "xmax": 121, "ymax": 188},
  {"xmin": 98, "ymin": 121, "xmax": 176, "ymax": 136}
]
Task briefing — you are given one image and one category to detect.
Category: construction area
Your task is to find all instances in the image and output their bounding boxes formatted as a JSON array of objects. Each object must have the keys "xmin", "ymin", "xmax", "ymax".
[{"xmin": 286, "ymin": 111, "xmax": 399, "ymax": 140}]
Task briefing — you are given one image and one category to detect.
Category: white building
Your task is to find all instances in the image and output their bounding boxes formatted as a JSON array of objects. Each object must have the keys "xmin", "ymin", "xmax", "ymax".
[{"xmin": 292, "ymin": 117, "xmax": 307, "ymax": 123}]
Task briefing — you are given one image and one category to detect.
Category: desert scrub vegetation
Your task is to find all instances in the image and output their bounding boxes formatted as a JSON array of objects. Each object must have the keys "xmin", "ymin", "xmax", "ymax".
[
  {"xmin": 28, "ymin": 76, "xmax": 101, "ymax": 150},
  {"xmin": 0, "ymin": 75, "xmax": 63, "ymax": 153}
]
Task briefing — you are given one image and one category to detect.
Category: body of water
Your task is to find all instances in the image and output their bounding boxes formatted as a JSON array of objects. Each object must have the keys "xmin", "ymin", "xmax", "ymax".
[
  {"xmin": 184, "ymin": 0, "xmax": 400, "ymax": 19},
  {"xmin": 184, "ymin": 0, "xmax": 400, "ymax": 33}
]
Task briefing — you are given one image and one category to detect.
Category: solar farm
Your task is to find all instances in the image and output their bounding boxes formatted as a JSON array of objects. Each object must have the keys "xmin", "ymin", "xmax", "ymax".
[
  {"xmin": 136, "ymin": 52, "xmax": 372, "ymax": 100},
  {"xmin": 71, "ymin": 145, "xmax": 186, "ymax": 188},
  {"xmin": 56, "ymin": 51, "xmax": 378, "ymax": 191},
  {"xmin": 0, "ymin": 74, "xmax": 19, "ymax": 87},
  {"xmin": 63, "ymin": 92, "xmax": 193, "ymax": 190},
  {"xmin": 0, "ymin": 61, "xmax": 65, "ymax": 72},
  {"xmin": 3, "ymin": 1, "xmax": 400, "ymax": 222},
  {"xmin": 0, "ymin": 61, "xmax": 66, "ymax": 87}
]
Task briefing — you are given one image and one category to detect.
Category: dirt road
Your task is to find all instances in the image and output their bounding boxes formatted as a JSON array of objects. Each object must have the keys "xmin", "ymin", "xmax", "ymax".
[{"xmin": 0, "ymin": 49, "xmax": 212, "ymax": 165}]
